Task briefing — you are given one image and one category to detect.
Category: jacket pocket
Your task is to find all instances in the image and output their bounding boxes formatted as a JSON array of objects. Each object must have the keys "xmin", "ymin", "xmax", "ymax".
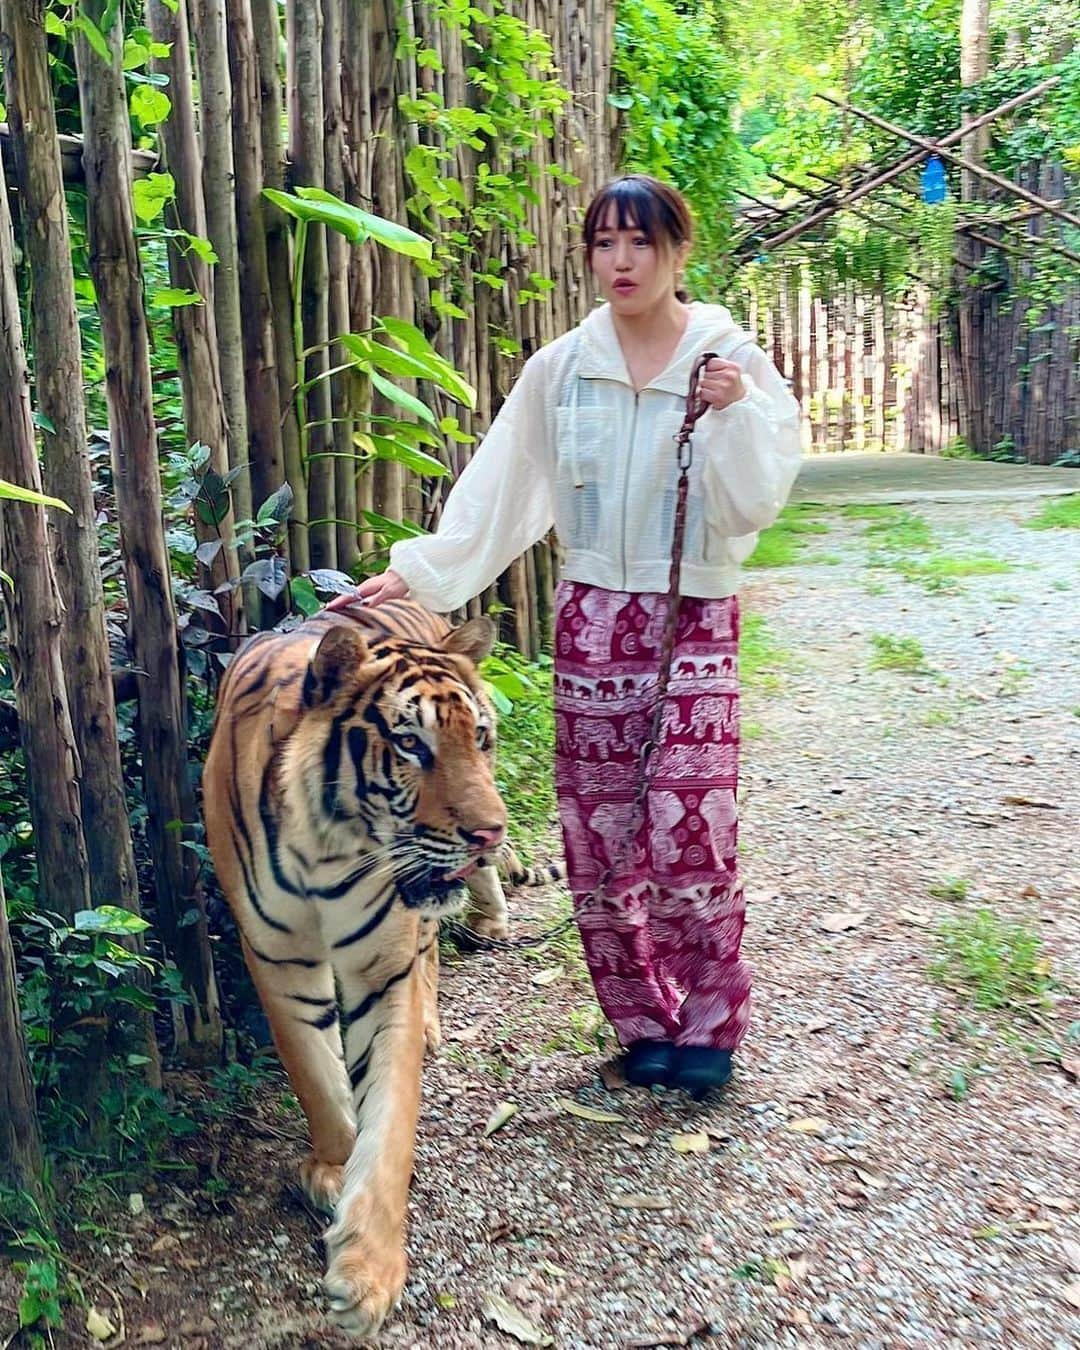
[
  {"xmin": 555, "ymin": 407, "xmax": 608, "ymax": 548},
  {"xmin": 640, "ymin": 411, "xmax": 708, "ymax": 564}
]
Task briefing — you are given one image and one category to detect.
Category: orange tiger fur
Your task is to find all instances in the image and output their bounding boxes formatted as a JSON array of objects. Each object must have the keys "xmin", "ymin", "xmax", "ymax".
[{"xmin": 203, "ymin": 601, "xmax": 510, "ymax": 1338}]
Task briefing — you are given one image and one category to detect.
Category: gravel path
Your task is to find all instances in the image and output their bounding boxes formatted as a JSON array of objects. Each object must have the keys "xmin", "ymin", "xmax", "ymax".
[{"xmin": 7, "ymin": 490, "xmax": 1076, "ymax": 1350}]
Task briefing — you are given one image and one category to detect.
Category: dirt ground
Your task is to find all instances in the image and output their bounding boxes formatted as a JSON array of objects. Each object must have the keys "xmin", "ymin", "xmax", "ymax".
[{"xmin": 3, "ymin": 480, "xmax": 1078, "ymax": 1349}]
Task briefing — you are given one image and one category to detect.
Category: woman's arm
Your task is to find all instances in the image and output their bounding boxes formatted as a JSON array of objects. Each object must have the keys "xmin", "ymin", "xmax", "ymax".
[{"xmin": 698, "ymin": 347, "xmax": 802, "ymax": 538}]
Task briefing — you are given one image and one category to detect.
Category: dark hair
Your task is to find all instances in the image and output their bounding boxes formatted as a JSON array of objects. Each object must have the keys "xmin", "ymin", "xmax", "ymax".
[{"xmin": 583, "ymin": 175, "xmax": 694, "ymax": 300}]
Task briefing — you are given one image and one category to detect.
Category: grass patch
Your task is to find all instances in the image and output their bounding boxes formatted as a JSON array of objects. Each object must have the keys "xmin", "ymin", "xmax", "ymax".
[
  {"xmin": 836, "ymin": 503, "xmax": 908, "ymax": 520},
  {"xmin": 869, "ymin": 633, "xmax": 928, "ymax": 673},
  {"xmin": 931, "ymin": 909, "xmax": 1051, "ymax": 1012},
  {"xmin": 864, "ymin": 510, "xmax": 933, "ymax": 551},
  {"xmin": 484, "ymin": 647, "xmax": 556, "ymax": 852},
  {"xmin": 929, "ymin": 876, "xmax": 970, "ymax": 902},
  {"xmin": 921, "ymin": 707, "xmax": 956, "ymax": 728},
  {"xmin": 1025, "ymin": 494, "xmax": 1080, "ymax": 530},
  {"xmin": 741, "ymin": 612, "xmax": 790, "ymax": 692},
  {"xmin": 745, "ymin": 503, "xmax": 830, "ymax": 568}
]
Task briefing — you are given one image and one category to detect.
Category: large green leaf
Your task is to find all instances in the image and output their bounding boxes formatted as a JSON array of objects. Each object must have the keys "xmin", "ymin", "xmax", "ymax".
[
  {"xmin": 340, "ymin": 333, "xmax": 476, "ymax": 408},
  {"xmin": 365, "ymin": 435, "xmax": 450, "ymax": 478},
  {"xmin": 0, "ymin": 479, "xmax": 72, "ymax": 513},
  {"xmin": 367, "ymin": 370, "xmax": 438, "ymax": 427},
  {"xmin": 262, "ymin": 187, "xmax": 432, "ymax": 260}
]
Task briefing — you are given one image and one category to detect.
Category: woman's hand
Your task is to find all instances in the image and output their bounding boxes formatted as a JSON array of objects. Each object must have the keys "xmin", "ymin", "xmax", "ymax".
[
  {"xmin": 699, "ymin": 357, "xmax": 745, "ymax": 412},
  {"xmin": 325, "ymin": 568, "xmax": 409, "ymax": 612}
]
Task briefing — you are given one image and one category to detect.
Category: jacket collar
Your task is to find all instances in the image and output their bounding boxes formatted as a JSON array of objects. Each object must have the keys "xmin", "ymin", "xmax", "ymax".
[{"xmin": 576, "ymin": 301, "xmax": 746, "ymax": 397}]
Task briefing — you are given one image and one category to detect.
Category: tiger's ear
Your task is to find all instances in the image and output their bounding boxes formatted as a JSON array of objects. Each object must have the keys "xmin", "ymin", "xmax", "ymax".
[
  {"xmin": 441, "ymin": 616, "xmax": 496, "ymax": 665},
  {"xmin": 303, "ymin": 624, "xmax": 370, "ymax": 707}
]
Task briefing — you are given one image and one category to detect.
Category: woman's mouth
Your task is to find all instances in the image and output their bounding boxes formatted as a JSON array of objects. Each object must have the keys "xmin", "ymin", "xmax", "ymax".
[{"xmin": 613, "ymin": 280, "xmax": 636, "ymax": 294}]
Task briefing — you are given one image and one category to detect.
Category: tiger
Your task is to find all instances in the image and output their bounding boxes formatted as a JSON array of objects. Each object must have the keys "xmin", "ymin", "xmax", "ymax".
[{"xmin": 203, "ymin": 600, "xmax": 518, "ymax": 1339}]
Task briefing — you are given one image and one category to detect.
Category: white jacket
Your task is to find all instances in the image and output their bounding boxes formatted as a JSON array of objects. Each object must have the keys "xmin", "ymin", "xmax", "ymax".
[{"xmin": 389, "ymin": 301, "xmax": 801, "ymax": 611}]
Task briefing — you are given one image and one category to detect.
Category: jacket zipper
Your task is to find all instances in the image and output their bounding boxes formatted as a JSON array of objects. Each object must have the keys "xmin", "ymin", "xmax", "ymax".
[{"xmin": 619, "ymin": 391, "xmax": 640, "ymax": 590}]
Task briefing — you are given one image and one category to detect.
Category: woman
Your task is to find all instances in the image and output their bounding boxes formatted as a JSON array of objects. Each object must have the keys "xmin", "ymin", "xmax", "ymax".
[{"xmin": 332, "ymin": 175, "xmax": 801, "ymax": 1098}]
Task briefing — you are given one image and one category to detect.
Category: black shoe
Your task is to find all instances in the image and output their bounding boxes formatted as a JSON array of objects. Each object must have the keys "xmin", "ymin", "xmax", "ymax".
[
  {"xmin": 622, "ymin": 1039, "xmax": 676, "ymax": 1088},
  {"xmin": 673, "ymin": 1046, "xmax": 733, "ymax": 1100}
]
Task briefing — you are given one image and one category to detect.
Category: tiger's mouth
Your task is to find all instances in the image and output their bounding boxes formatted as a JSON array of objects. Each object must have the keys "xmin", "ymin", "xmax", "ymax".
[{"xmin": 396, "ymin": 860, "xmax": 475, "ymax": 913}]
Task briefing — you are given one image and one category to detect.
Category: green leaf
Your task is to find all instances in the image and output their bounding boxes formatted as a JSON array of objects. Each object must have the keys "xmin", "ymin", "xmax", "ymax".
[
  {"xmin": 361, "ymin": 510, "xmax": 428, "ymax": 543},
  {"xmin": 74, "ymin": 906, "xmax": 151, "ymax": 937},
  {"xmin": 368, "ymin": 370, "xmax": 438, "ymax": 427},
  {"xmin": 367, "ymin": 436, "xmax": 449, "ymax": 477},
  {"xmin": 263, "ymin": 187, "xmax": 432, "ymax": 260},
  {"xmin": 72, "ymin": 13, "xmax": 111, "ymax": 62},
  {"xmin": 0, "ymin": 479, "xmax": 72, "ymax": 513},
  {"xmin": 256, "ymin": 482, "xmax": 295, "ymax": 526},
  {"xmin": 289, "ymin": 575, "xmax": 321, "ymax": 617},
  {"xmin": 44, "ymin": 12, "xmax": 68, "ymax": 37},
  {"xmin": 132, "ymin": 171, "xmax": 176, "ymax": 223},
  {"xmin": 151, "ymin": 287, "xmax": 204, "ymax": 308},
  {"xmin": 130, "ymin": 84, "xmax": 171, "ymax": 127},
  {"xmin": 340, "ymin": 333, "xmax": 476, "ymax": 408}
]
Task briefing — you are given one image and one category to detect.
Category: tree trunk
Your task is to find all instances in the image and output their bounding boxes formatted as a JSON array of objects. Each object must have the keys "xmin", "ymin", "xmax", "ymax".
[
  {"xmin": 148, "ymin": 0, "xmax": 242, "ymax": 634},
  {"xmin": 1, "ymin": 0, "xmax": 140, "ymax": 917},
  {"xmin": 251, "ymin": 0, "xmax": 308, "ymax": 570},
  {"xmin": 225, "ymin": 0, "xmax": 286, "ymax": 528},
  {"xmin": 288, "ymin": 0, "xmax": 335, "ymax": 568},
  {"xmin": 957, "ymin": 0, "xmax": 990, "ymax": 452},
  {"xmin": 0, "ymin": 867, "xmax": 43, "ymax": 1200},
  {"xmin": 0, "ymin": 139, "xmax": 91, "ymax": 926},
  {"xmin": 323, "ymin": 0, "xmax": 359, "ymax": 572},
  {"xmin": 189, "ymin": 0, "xmax": 253, "ymax": 536},
  {"xmin": 74, "ymin": 1, "xmax": 222, "ymax": 1056}
]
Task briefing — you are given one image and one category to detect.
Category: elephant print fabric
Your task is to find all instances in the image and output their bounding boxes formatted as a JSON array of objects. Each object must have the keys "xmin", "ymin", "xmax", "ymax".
[{"xmin": 553, "ymin": 581, "xmax": 750, "ymax": 1050}]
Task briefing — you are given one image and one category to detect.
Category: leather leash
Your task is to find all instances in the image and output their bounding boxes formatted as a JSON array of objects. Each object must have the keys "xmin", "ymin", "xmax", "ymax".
[{"xmin": 446, "ymin": 352, "xmax": 718, "ymax": 951}]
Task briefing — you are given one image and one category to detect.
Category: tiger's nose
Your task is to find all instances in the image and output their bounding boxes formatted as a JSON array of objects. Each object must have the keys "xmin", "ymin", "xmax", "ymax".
[{"xmin": 462, "ymin": 824, "xmax": 506, "ymax": 851}]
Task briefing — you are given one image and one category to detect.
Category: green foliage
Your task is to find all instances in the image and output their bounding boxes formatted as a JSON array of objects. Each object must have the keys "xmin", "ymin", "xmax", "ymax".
[
  {"xmin": 399, "ymin": 0, "xmax": 570, "ymax": 319},
  {"xmin": 1025, "ymin": 494, "xmax": 1080, "ymax": 530},
  {"xmin": 869, "ymin": 633, "xmax": 928, "ymax": 672},
  {"xmin": 929, "ymin": 876, "xmax": 971, "ymax": 902},
  {"xmin": 744, "ymin": 503, "xmax": 830, "ymax": 567},
  {"xmin": 740, "ymin": 612, "xmax": 790, "ymax": 693},
  {"xmin": 612, "ymin": 0, "xmax": 745, "ymax": 294},
  {"xmin": 932, "ymin": 909, "xmax": 1052, "ymax": 1012},
  {"xmin": 482, "ymin": 645, "xmax": 557, "ymax": 850}
]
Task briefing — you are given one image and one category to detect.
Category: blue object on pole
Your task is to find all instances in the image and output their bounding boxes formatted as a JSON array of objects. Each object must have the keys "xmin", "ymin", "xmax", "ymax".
[{"xmin": 922, "ymin": 155, "xmax": 947, "ymax": 204}]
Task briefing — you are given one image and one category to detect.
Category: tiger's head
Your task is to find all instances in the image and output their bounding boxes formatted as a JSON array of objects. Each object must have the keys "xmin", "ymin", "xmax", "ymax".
[{"xmin": 288, "ymin": 616, "xmax": 507, "ymax": 916}]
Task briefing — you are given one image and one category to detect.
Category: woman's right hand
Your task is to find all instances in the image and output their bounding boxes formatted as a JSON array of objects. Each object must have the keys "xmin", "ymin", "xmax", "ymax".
[{"xmin": 325, "ymin": 568, "xmax": 409, "ymax": 612}]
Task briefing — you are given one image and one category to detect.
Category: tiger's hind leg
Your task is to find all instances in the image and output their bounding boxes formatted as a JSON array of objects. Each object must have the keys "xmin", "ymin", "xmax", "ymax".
[
  {"xmin": 462, "ymin": 862, "xmax": 509, "ymax": 940},
  {"xmin": 243, "ymin": 943, "xmax": 355, "ymax": 1212}
]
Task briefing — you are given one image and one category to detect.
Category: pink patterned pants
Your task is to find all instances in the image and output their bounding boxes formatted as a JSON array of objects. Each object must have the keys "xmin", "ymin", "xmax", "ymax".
[{"xmin": 553, "ymin": 580, "xmax": 750, "ymax": 1051}]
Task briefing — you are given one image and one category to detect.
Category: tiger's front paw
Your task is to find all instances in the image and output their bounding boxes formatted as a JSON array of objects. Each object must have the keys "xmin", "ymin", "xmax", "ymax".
[
  {"xmin": 423, "ymin": 1011, "xmax": 442, "ymax": 1054},
  {"xmin": 324, "ymin": 1243, "xmax": 407, "ymax": 1341},
  {"xmin": 299, "ymin": 1155, "xmax": 345, "ymax": 1213}
]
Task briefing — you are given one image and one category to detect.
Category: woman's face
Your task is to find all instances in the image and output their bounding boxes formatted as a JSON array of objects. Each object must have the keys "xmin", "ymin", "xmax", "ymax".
[{"xmin": 588, "ymin": 204, "xmax": 688, "ymax": 316}]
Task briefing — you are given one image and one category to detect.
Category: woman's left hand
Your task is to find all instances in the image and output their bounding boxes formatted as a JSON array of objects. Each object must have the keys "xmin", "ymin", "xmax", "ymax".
[{"xmin": 699, "ymin": 357, "xmax": 745, "ymax": 412}]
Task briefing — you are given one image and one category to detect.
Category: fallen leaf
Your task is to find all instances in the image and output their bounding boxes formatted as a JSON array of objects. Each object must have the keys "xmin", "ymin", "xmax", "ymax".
[
  {"xmin": 898, "ymin": 908, "xmax": 933, "ymax": 928},
  {"xmin": 1039, "ymin": 1196, "xmax": 1075, "ymax": 1212},
  {"xmin": 481, "ymin": 1292, "xmax": 554, "ymax": 1346},
  {"xmin": 1010, "ymin": 1219, "xmax": 1054, "ymax": 1234},
  {"xmin": 599, "ymin": 1060, "xmax": 628, "ymax": 1091},
  {"xmin": 86, "ymin": 1307, "xmax": 116, "ymax": 1342},
  {"xmin": 624, "ymin": 1319, "xmax": 710, "ymax": 1348},
  {"xmin": 670, "ymin": 1131, "xmax": 710, "ymax": 1154},
  {"xmin": 804, "ymin": 1015, "xmax": 833, "ymax": 1034},
  {"xmin": 132, "ymin": 1325, "xmax": 167, "ymax": 1346},
  {"xmin": 853, "ymin": 1165, "xmax": 887, "ymax": 1191},
  {"xmin": 787, "ymin": 1116, "xmax": 828, "ymax": 1135},
  {"xmin": 1062, "ymin": 1281, "xmax": 1080, "ymax": 1312},
  {"xmin": 434, "ymin": 1291, "xmax": 458, "ymax": 1310},
  {"xmin": 1059, "ymin": 1056, "xmax": 1080, "ymax": 1082},
  {"xmin": 446, "ymin": 1022, "xmax": 486, "ymax": 1043},
  {"xmin": 1020, "ymin": 884, "xmax": 1041, "ymax": 899},
  {"xmin": 556, "ymin": 1098, "xmax": 625, "ymax": 1124},
  {"xmin": 784, "ymin": 1308, "xmax": 812, "ymax": 1326},
  {"xmin": 1000, "ymin": 795, "xmax": 1059, "ymax": 809},
  {"xmin": 484, "ymin": 1101, "xmax": 518, "ymax": 1137},
  {"xmin": 530, "ymin": 967, "xmax": 563, "ymax": 987},
  {"xmin": 787, "ymin": 1253, "xmax": 811, "ymax": 1282},
  {"xmin": 620, "ymin": 1131, "xmax": 650, "ymax": 1148},
  {"xmin": 768, "ymin": 1218, "xmax": 797, "ymax": 1233},
  {"xmin": 818, "ymin": 911, "xmax": 869, "ymax": 934},
  {"xmin": 1062, "ymin": 1239, "xmax": 1080, "ymax": 1274},
  {"xmin": 611, "ymin": 1193, "xmax": 671, "ymax": 1210},
  {"xmin": 128, "ymin": 1191, "xmax": 145, "ymax": 1216},
  {"xmin": 150, "ymin": 1234, "xmax": 179, "ymax": 1253}
]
